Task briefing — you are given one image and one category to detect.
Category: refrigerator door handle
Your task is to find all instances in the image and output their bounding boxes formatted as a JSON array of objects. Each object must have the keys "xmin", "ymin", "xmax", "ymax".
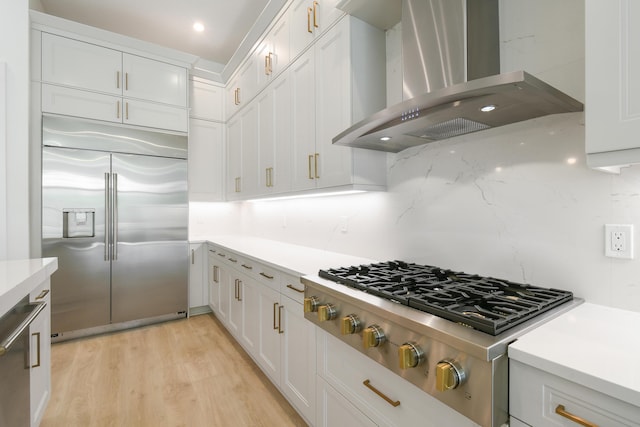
[
  {"xmin": 105, "ymin": 172, "xmax": 110, "ymax": 261},
  {"xmin": 113, "ymin": 173, "xmax": 118, "ymax": 261}
]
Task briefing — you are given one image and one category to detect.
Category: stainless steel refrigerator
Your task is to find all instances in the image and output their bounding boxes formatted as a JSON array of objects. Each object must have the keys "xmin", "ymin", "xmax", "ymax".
[{"xmin": 41, "ymin": 115, "xmax": 188, "ymax": 337}]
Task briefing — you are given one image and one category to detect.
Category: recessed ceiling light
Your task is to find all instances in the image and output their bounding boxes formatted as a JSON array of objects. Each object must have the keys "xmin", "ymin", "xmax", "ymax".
[
  {"xmin": 480, "ymin": 104, "xmax": 496, "ymax": 112},
  {"xmin": 193, "ymin": 22, "xmax": 205, "ymax": 32},
  {"xmin": 380, "ymin": 136, "xmax": 391, "ymax": 141}
]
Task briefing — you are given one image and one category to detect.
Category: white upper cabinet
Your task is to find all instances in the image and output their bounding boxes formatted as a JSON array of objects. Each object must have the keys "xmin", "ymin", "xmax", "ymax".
[
  {"xmin": 586, "ymin": 0, "xmax": 640, "ymax": 172},
  {"xmin": 41, "ymin": 33, "xmax": 122, "ymax": 96},
  {"xmin": 257, "ymin": 14, "xmax": 291, "ymax": 88},
  {"xmin": 190, "ymin": 78, "xmax": 223, "ymax": 122},
  {"xmin": 40, "ymin": 32, "xmax": 188, "ymax": 132},
  {"xmin": 291, "ymin": 16, "xmax": 387, "ymax": 193},
  {"xmin": 188, "ymin": 119, "xmax": 224, "ymax": 202},
  {"xmin": 289, "ymin": 0, "xmax": 343, "ymax": 60},
  {"xmin": 122, "ymin": 54, "xmax": 187, "ymax": 107}
]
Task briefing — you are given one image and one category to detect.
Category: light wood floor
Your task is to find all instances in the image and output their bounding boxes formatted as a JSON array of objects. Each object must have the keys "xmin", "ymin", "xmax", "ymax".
[{"xmin": 41, "ymin": 313, "xmax": 308, "ymax": 427}]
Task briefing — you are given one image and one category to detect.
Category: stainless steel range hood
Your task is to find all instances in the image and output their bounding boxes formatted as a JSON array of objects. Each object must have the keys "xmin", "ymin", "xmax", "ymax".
[{"xmin": 333, "ymin": 0, "xmax": 584, "ymax": 153}]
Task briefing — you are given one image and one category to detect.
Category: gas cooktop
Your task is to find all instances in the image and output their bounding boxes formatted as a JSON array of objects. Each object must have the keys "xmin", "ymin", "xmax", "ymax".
[{"xmin": 319, "ymin": 261, "xmax": 574, "ymax": 336}]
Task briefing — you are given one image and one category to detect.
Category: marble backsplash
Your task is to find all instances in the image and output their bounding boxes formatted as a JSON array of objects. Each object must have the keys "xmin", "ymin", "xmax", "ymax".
[{"xmin": 190, "ymin": 112, "xmax": 640, "ymax": 313}]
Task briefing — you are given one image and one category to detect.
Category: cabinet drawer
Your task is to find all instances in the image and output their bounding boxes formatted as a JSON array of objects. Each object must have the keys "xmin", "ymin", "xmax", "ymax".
[
  {"xmin": 255, "ymin": 264, "xmax": 280, "ymax": 291},
  {"xmin": 317, "ymin": 330, "xmax": 479, "ymax": 427},
  {"xmin": 280, "ymin": 273, "xmax": 305, "ymax": 303},
  {"xmin": 510, "ymin": 360, "xmax": 640, "ymax": 427},
  {"xmin": 123, "ymin": 98, "xmax": 187, "ymax": 132}
]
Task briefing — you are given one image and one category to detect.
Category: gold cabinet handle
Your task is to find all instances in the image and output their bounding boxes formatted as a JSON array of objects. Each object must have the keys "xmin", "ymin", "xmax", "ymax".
[
  {"xmin": 125, "ymin": 72, "xmax": 129, "ymax": 91},
  {"xmin": 287, "ymin": 284, "xmax": 305, "ymax": 293},
  {"xmin": 313, "ymin": 1, "xmax": 319, "ymax": 28},
  {"xmin": 237, "ymin": 280, "xmax": 242, "ymax": 301},
  {"xmin": 116, "ymin": 71, "xmax": 120, "ymax": 89},
  {"xmin": 307, "ymin": 7, "xmax": 313, "ymax": 33},
  {"xmin": 35, "ymin": 289, "xmax": 50, "ymax": 300},
  {"xmin": 314, "ymin": 153, "xmax": 320, "ymax": 178},
  {"xmin": 236, "ymin": 87, "xmax": 241, "ymax": 105},
  {"xmin": 260, "ymin": 272, "xmax": 274, "ymax": 280},
  {"xmin": 31, "ymin": 332, "xmax": 41, "ymax": 368},
  {"xmin": 268, "ymin": 52, "xmax": 273, "ymax": 75},
  {"xmin": 125, "ymin": 102, "xmax": 129, "ymax": 120},
  {"xmin": 228, "ymin": 258, "xmax": 237, "ymax": 263},
  {"xmin": 363, "ymin": 379, "xmax": 400, "ymax": 407},
  {"xmin": 308, "ymin": 155, "xmax": 314, "ymax": 179},
  {"xmin": 191, "ymin": 249, "xmax": 195, "ymax": 264},
  {"xmin": 116, "ymin": 100, "xmax": 120, "ymax": 119},
  {"xmin": 273, "ymin": 302, "xmax": 279, "ymax": 330},
  {"xmin": 265, "ymin": 55, "xmax": 270, "ymax": 75},
  {"xmin": 278, "ymin": 305, "xmax": 284, "ymax": 334},
  {"xmin": 213, "ymin": 265, "xmax": 219, "ymax": 283},
  {"xmin": 555, "ymin": 405, "xmax": 598, "ymax": 427},
  {"xmin": 241, "ymin": 264, "xmax": 253, "ymax": 270},
  {"xmin": 235, "ymin": 177, "xmax": 241, "ymax": 193},
  {"xmin": 265, "ymin": 168, "xmax": 270, "ymax": 187},
  {"xmin": 217, "ymin": 253, "xmax": 226, "ymax": 258}
]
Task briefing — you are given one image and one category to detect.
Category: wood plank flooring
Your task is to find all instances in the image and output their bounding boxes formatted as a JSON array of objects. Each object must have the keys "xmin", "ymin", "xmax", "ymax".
[{"xmin": 41, "ymin": 314, "xmax": 308, "ymax": 427}]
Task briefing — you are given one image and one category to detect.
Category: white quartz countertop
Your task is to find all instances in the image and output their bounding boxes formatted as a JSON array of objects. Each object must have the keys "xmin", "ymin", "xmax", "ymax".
[
  {"xmin": 0, "ymin": 258, "xmax": 58, "ymax": 316},
  {"xmin": 508, "ymin": 302, "xmax": 640, "ymax": 407},
  {"xmin": 192, "ymin": 235, "xmax": 378, "ymax": 277}
]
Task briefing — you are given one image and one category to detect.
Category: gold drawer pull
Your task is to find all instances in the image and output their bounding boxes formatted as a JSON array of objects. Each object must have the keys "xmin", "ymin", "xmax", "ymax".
[
  {"xmin": 555, "ymin": 405, "xmax": 598, "ymax": 427},
  {"xmin": 363, "ymin": 379, "xmax": 400, "ymax": 407},
  {"xmin": 35, "ymin": 289, "xmax": 50, "ymax": 300},
  {"xmin": 228, "ymin": 258, "xmax": 238, "ymax": 263},
  {"xmin": 286, "ymin": 284, "xmax": 305, "ymax": 293},
  {"xmin": 260, "ymin": 272, "xmax": 274, "ymax": 280},
  {"xmin": 241, "ymin": 264, "xmax": 253, "ymax": 270}
]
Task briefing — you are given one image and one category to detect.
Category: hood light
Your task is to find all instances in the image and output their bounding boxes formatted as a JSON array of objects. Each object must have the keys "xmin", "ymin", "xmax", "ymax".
[{"xmin": 480, "ymin": 104, "xmax": 496, "ymax": 112}]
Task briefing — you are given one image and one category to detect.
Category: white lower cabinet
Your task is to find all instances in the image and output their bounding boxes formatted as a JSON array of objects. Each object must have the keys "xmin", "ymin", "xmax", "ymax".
[
  {"xmin": 510, "ymin": 359, "xmax": 640, "ymax": 427},
  {"xmin": 188, "ymin": 243, "xmax": 208, "ymax": 313},
  {"xmin": 205, "ymin": 245, "xmax": 316, "ymax": 425},
  {"xmin": 316, "ymin": 330, "xmax": 479, "ymax": 427},
  {"xmin": 30, "ymin": 280, "xmax": 52, "ymax": 427}
]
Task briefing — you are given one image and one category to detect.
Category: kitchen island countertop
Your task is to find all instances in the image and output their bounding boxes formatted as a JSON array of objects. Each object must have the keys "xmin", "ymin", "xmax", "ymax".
[
  {"xmin": 508, "ymin": 302, "xmax": 640, "ymax": 408},
  {"xmin": 192, "ymin": 235, "xmax": 378, "ymax": 277},
  {"xmin": 0, "ymin": 258, "xmax": 58, "ymax": 316}
]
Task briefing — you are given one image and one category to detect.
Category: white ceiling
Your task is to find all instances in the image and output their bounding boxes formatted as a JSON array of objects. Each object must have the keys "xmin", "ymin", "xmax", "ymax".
[{"xmin": 34, "ymin": 0, "xmax": 271, "ymax": 67}]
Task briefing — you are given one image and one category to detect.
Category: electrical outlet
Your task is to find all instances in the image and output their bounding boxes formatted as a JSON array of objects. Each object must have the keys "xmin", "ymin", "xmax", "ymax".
[{"xmin": 605, "ymin": 224, "xmax": 634, "ymax": 259}]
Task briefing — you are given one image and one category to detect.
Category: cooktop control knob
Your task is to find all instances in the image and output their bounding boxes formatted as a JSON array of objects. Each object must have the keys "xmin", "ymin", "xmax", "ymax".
[
  {"xmin": 362, "ymin": 325, "xmax": 386, "ymax": 348},
  {"xmin": 435, "ymin": 360, "xmax": 466, "ymax": 392},
  {"xmin": 340, "ymin": 314, "xmax": 362, "ymax": 335},
  {"xmin": 303, "ymin": 296, "xmax": 320, "ymax": 313},
  {"xmin": 317, "ymin": 303, "xmax": 337, "ymax": 321},
  {"xmin": 398, "ymin": 343, "xmax": 424, "ymax": 369}
]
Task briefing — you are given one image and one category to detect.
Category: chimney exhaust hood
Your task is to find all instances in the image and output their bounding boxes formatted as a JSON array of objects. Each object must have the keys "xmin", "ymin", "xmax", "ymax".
[{"xmin": 333, "ymin": 0, "xmax": 584, "ymax": 153}]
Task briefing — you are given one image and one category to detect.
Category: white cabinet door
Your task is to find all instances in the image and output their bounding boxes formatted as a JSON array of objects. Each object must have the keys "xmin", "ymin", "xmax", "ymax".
[
  {"xmin": 586, "ymin": 0, "xmax": 640, "ymax": 169},
  {"xmin": 316, "ymin": 377, "xmax": 377, "ymax": 427},
  {"xmin": 257, "ymin": 14, "xmax": 291, "ymax": 88},
  {"xmin": 280, "ymin": 294, "xmax": 316, "ymax": 423},
  {"xmin": 42, "ymin": 84, "xmax": 121, "ymax": 124},
  {"xmin": 226, "ymin": 75, "xmax": 241, "ymax": 120},
  {"xmin": 257, "ymin": 285, "xmax": 281, "ymax": 385},
  {"xmin": 240, "ymin": 273, "xmax": 259, "ymax": 355},
  {"xmin": 188, "ymin": 119, "xmax": 223, "ymax": 202},
  {"xmin": 254, "ymin": 69, "xmax": 293, "ymax": 197},
  {"xmin": 226, "ymin": 116, "xmax": 242, "ymax": 200},
  {"xmin": 123, "ymin": 98, "xmax": 187, "ymax": 132},
  {"xmin": 314, "ymin": 17, "xmax": 353, "ymax": 188},
  {"xmin": 240, "ymin": 103, "xmax": 260, "ymax": 198},
  {"xmin": 41, "ymin": 32, "xmax": 122, "ymax": 95},
  {"xmin": 30, "ymin": 281, "xmax": 51, "ymax": 427},
  {"xmin": 290, "ymin": 49, "xmax": 317, "ymax": 191},
  {"xmin": 207, "ymin": 248, "xmax": 220, "ymax": 313},
  {"xmin": 190, "ymin": 78, "xmax": 223, "ymax": 121},
  {"xmin": 189, "ymin": 243, "xmax": 206, "ymax": 309},
  {"xmin": 227, "ymin": 273, "xmax": 243, "ymax": 339},
  {"xmin": 122, "ymin": 54, "xmax": 187, "ymax": 107}
]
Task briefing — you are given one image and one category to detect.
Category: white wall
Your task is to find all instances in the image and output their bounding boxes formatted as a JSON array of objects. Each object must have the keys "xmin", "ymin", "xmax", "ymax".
[{"xmin": 0, "ymin": 2, "xmax": 30, "ymax": 260}]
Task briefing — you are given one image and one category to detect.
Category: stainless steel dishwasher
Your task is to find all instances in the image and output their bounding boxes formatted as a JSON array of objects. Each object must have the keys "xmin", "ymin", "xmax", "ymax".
[{"xmin": 0, "ymin": 296, "xmax": 47, "ymax": 426}]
